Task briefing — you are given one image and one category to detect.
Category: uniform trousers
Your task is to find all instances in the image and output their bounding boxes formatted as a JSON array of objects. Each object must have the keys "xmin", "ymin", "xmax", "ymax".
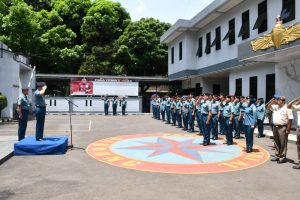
[
  {"xmin": 196, "ymin": 111, "xmax": 203, "ymax": 134},
  {"xmin": 224, "ymin": 117, "xmax": 233, "ymax": 144},
  {"xmin": 171, "ymin": 109, "xmax": 176, "ymax": 125},
  {"xmin": 161, "ymin": 110, "xmax": 165, "ymax": 121},
  {"xmin": 182, "ymin": 112, "xmax": 188, "ymax": 130},
  {"xmin": 244, "ymin": 125, "xmax": 254, "ymax": 150},
  {"xmin": 176, "ymin": 110, "xmax": 182, "ymax": 127},
  {"xmin": 18, "ymin": 109, "xmax": 29, "ymax": 141},
  {"xmin": 35, "ymin": 107, "xmax": 46, "ymax": 140},
  {"xmin": 297, "ymin": 127, "xmax": 300, "ymax": 163},
  {"xmin": 188, "ymin": 109, "xmax": 194, "ymax": 131},
  {"xmin": 104, "ymin": 105, "xmax": 109, "ymax": 115},
  {"xmin": 166, "ymin": 106, "xmax": 171, "ymax": 123},
  {"xmin": 257, "ymin": 119, "xmax": 264, "ymax": 136},
  {"xmin": 122, "ymin": 106, "xmax": 126, "ymax": 115},
  {"xmin": 273, "ymin": 125, "xmax": 288, "ymax": 160},
  {"xmin": 202, "ymin": 114, "xmax": 211, "ymax": 144},
  {"xmin": 211, "ymin": 114, "xmax": 218, "ymax": 138}
]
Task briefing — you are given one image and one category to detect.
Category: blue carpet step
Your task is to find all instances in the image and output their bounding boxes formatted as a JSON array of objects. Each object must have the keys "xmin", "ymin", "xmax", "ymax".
[{"xmin": 14, "ymin": 136, "xmax": 68, "ymax": 155}]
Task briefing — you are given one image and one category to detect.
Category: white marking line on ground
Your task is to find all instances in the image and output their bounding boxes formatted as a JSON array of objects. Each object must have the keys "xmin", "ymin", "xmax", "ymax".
[{"xmin": 89, "ymin": 120, "xmax": 92, "ymax": 131}]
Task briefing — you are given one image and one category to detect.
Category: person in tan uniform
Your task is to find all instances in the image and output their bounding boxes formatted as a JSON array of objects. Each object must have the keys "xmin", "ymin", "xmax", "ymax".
[
  {"xmin": 267, "ymin": 96, "xmax": 293, "ymax": 163},
  {"xmin": 288, "ymin": 97, "xmax": 300, "ymax": 169}
]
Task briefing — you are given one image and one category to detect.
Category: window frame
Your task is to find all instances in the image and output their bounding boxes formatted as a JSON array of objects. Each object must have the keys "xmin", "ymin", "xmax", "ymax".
[{"xmin": 179, "ymin": 42, "xmax": 183, "ymax": 61}]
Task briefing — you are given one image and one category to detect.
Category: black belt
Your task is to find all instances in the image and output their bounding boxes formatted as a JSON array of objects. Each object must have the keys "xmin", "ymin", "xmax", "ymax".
[{"xmin": 274, "ymin": 124, "xmax": 287, "ymax": 128}]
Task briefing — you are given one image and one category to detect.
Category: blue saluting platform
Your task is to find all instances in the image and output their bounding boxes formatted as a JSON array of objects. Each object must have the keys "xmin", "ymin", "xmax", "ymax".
[{"xmin": 14, "ymin": 136, "xmax": 68, "ymax": 156}]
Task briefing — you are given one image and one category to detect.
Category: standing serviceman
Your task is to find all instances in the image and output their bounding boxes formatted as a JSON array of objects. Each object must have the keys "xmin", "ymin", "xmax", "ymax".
[
  {"xmin": 288, "ymin": 97, "xmax": 300, "ymax": 169},
  {"xmin": 170, "ymin": 97, "xmax": 176, "ymax": 126},
  {"xmin": 211, "ymin": 95, "xmax": 220, "ymax": 140},
  {"xmin": 34, "ymin": 82, "xmax": 47, "ymax": 141},
  {"xmin": 104, "ymin": 96, "xmax": 110, "ymax": 116},
  {"xmin": 188, "ymin": 94, "xmax": 196, "ymax": 132},
  {"xmin": 256, "ymin": 98, "xmax": 266, "ymax": 138},
  {"xmin": 243, "ymin": 96, "xmax": 257, "ymax": 153},
  {"xmin": 120, "ymin": 97, "xmax": 127, "ymax": 116},
  {"xmin": 165, "ymin": 95, "xmax": 171, "ymax": 124},
  {"xmin": 176, "ymin": 96, "xmax": 183, "ymax": 128},
  {"xmin": 218, "ymin": 94, "xmax": 226, "ymax": 135},
  {"xmin": 112, "ymin": 96, "xmax": 118, "ymax": 115},
  {"xmin": 201, "ymin": 93, "xmax": 212, "ymax": 145},
  {"xmin": 181, "ymin": 96, "xmax": 189, "ymax": 131},
  {"xmin": 160, "ymin": 97, "xmax": 166, "ymax": 121},
  {"xmin": 223, "ymin": 96, "xmax": 234, "ymax": 145},
  {"xmin": 232, "ymin": 96, "xmax": 241, "ymax": 139},
  {"xmin": 16, "ymin": 87, "xmax": 31, "ymax": 141},
  {"xmin": 268, "ymin": 96, "xmax": 293, "ymax": 164}
]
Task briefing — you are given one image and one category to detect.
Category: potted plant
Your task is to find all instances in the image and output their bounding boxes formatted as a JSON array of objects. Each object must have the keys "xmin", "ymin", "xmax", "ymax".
[{"xmin": 0, "ymin": 93, "xmax": 8, "ymax": 119}]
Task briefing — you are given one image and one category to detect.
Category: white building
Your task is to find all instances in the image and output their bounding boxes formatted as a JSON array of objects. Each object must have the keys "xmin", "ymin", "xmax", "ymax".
[
  {"xmin": 161, "ymin": 0, "xmax": 300, "ymax": 102},
  {"xmin": 0, "ymin": 42, "xmax": 35, "ymax": 119}
]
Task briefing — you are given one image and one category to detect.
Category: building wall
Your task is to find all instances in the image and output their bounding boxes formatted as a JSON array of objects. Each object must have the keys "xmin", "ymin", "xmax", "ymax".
[
  {"xmin": 276, "ymin": 59, "xmax": 300, "ymax": 101},
  {"xmin": 168, "ymin": 0, "xmax": 300, "ymax": 77},
  {"xmin": 0, "ymin": 43, "xmax": 34, "ymax": 118},
  {"xmin": 229, "ymin": 63, "xmax": 275, "ymax": 99}
]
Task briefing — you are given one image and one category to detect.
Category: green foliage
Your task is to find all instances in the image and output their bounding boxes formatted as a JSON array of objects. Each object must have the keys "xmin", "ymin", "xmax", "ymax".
[
  {"xmin": 0, "ymin": 1, "xmax": 42, "ymax": 55},
  {"xmin": 115, "ymin": 18, "xmax": 171, "ymax": 76},
  {"xmin": 0, "ymin": 95, "xmax": 8, "ymax": 111},
  {"xmin": 0, "ymin": 0, "xmax": 170, "ymax": 77}
]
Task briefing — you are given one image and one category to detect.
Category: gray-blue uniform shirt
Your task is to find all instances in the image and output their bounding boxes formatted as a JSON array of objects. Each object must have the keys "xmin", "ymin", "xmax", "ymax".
[
  {"xmin": 18, "ymin": 94, "xmax": 30, "ymax": 110},
  {"xmin": 189, "ymin": 99, "xmax": 195, "ymax": 110},
  {"xmin": 223, "ymin": 102, "xmax": 233, "ymax": 118},
  {"xmin": 166, "ymin": 98, "xmax": 171, "ymax": 107},
  {"xmin": 182, "ymin": 101, "xmax": 189, "ymax": 113},
  {"xmin": 34, "ymin": 90, "xmax": 46, "ymax": 107},
  {"xmin": 232, "ymin": 102, "xmax": 241, "ymax": 116},
  {"xmin": 211, "ymin": 100, "xmax": 219, "ymax": 115},
  {"xmin": 176, "ymin": 100, "xmax": 182, "ymax": 111},
  {"xmin": 256, "ymin": 103, "xmax": 265, "ymax": 120},
  {"xmin": 201, "ymin": 100, "xmax": 211, "ymax": 115}
]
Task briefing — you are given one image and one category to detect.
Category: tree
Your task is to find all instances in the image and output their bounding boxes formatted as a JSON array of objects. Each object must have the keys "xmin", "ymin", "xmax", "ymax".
[
  {"xmin": 24, "ymin": 0, "xmax": 52, "ymax": 11},
  {"xmin": 53, "ymin": 0, "xmax": 91, "ymax": 43},
  {"xmin": 0, "ymin": 1, "xmax": 42, "ymax": 55},
  {"xmin": 79, "ymin": 0, "xmax": 131, "ymax": 75},
  {"xmin": 115, "ymin": 18, "xmax": 171, "ymax": 76}
]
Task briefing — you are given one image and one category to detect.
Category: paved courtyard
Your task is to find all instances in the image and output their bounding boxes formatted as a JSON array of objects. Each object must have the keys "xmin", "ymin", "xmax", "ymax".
[{"xmin": 0, "ymin": 115, "xmax": 299, "ymax": 200}]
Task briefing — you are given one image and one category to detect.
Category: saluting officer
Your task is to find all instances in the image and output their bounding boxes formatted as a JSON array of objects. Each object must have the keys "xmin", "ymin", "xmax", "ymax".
[
  {"xmin": 196, "ymin": 95, "xmax": 204, "ymax": 134},
  {"xmin": 188, "ymin": 94, "xmax": 196, "ymax": 132},
  {"xmin": 218, "ymin": 94, "xmax": 226, "ymax": 135},
  {"xmin": 16, "ymin": 87, "xmax": 31, "ymax": 141},
  {"xmin": 176, "ymin": 96, "xmax": 182, "ymax": 128},
  {"xmin": 211, "ymin": 95, "xmax": 220, "ymax": 140},
  {"xmin": 268, "ymin": 96, "xmax": 293, "ymax": 163},
  {"xmin": 120, "ymin": 97, "xmax": 127, "ymax": 115},
  {"xmin": 112, "ymin": 96, "xmax": 118, "ymax": 115},
  {"xmin": 256, "ymin": 98, "xmax": 266, "ymax": 138},
  {"xmin": 171, "ymin": 97, "xmax": 177, "ymax": 126},
  {"xmin": 104, "ymin": 96, "xmax": 110, "ymax": 115},
  {"xmin": 232, "ymin": 96, "xmax": 241, "ymax": 139},
  {"xmin": 201, "ymin": 93, "xmax": 212, "ymax": 145},
  {"xmin": 243, "ymin": 96, "xmax": 257, "ymax": 153},
  {"xmin": 181, "ymin": 96, "xmax": 189, "ymax": 131},
  {"xmin": 288, "ymin": 97, "xmax": 300, "ymax": 169},
  {"xmin": 34, "ymin": 82, "xmax": 47, "ymax": 141},
  {"xmin": 160, "ymin": 97, "xmax": 166, "ymax": 121},
  {"xmin": 165, "ymin": 95, "xmax": 171, "ymax": 124},
  {"xmin": 223, "ymin": 95, "xmax": 234, "ymax": 145}
]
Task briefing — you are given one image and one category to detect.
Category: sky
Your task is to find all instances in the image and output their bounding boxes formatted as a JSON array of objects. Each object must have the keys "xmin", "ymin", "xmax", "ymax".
[{"xmin": 111, "ymin": 0, "xmax": 215, "ymax": 24}]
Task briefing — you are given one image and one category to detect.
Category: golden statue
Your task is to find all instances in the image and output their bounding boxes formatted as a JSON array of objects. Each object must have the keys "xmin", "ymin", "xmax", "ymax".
[{"xmin": 251, "ymin": 16, "xmax": 300, "ymax": 51}]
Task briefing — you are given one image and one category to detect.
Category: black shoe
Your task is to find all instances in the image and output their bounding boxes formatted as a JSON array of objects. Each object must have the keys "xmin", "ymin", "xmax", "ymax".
[
  {"xmin": 260, "ymin": 134, "xmax": 266, "ymax": 138},
  {"xmin": 271, "ymin": 158, "xmax": 279, "ymax": 162},
  {"xmin": 203, "ymin": 143, "xmax": 208, "ymax": 146},
  {"xmin": 227, "ymin": 143, "xmax": 233, "ymax": 146},
  {"xmin": 212, "ymin": 137, "xmax": 218, "ymax": 140},
  {"xmin": 277, "ymin": 159, "xmax": 286, "ymax": 164},
  {"xmin": 292, "ymin": 165, "xmax": 300, "ymax": 169},
  {"xmin": 246, "ymin": 149, "xmax": 252, "ymax": 153}
]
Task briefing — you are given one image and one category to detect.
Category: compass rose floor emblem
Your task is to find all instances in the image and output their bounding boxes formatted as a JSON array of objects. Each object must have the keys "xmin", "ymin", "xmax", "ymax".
[{"xmin": 86, "ymin": 133, "xmax": 270, "ymax": 174}]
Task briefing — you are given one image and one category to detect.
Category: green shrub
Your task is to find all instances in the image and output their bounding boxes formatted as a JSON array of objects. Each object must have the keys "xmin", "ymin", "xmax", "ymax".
[{"xmin": 0, "ymin": 95, "xmax": 8, "ymax": 111}]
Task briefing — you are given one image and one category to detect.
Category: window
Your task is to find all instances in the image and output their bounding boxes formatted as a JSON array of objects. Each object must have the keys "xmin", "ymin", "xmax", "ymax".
[
  {"xmin": 223, "ymin": 18, "xmax": 235, "ymax": 45},
  {"xmin": 266, "ymin": 74, "xmax": 275, "ymax": 102},
  {"xmin": 196, "ymin": 37, "xmax": 203, "ymax": 57},
  {"xmin": 205, "ymin": 32, "xmax": 211, "ymax": 54},
  {"xmin": 235, "ymin": 78, "xmax": 242, "ymax": 96},
  {"xmin": 211, "ymin": 27, "xmax": 221, "ymax": 51},
  {"xmin": 238, "ymin": 10, "xmax": 250, "ymax": 40},
  {"xmin": 281, "ymin": 0, "xmax": 295, "ymax": 23},
  {"xmin": 213, "ymin": 84, "xmax": 221, "ymax": 95},
  {"xmin": 171, "ymin": 47, "xmax": 174, "ymax": 64},
  {"xmin": 249, "ymin": 76, "xmax": 257, "ymax": 98},
  {"xmin": 179, "ymin": 42, "xmax": 182, "ymax": 60},
  {"xmin": 253, "ymin": 1, "xmax": 268, "ymax": 33}
]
